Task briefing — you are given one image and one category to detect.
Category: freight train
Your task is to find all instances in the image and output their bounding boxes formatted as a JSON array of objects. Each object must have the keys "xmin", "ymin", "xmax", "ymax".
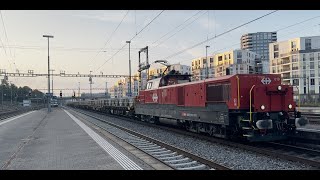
[{"xmin": 67, "ymin": 73, "xmax": 308, "ymax": 142}]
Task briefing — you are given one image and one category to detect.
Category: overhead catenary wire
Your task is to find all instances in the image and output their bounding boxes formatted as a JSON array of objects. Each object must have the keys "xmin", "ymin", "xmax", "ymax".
[
  {"xmin": 88, "ymin": 10, "xmax": 130, "ymax": 68},
  {"xmin": 0, "ymin": 45, "xmax": 143, "ymax": 52},
  {"xmin": 162, "ymin": 10, "xmax": 278, "ymax": 60},
  {"xmin": 0, "ymin": 10, "xmax": 14, "ymax": 72},
  {"xmin": 171, "ymin": 15, "xmax": 320, "ymax": 66},
  {"xmin": 275, "ymin": 15, "xmax": 320, "ymax": 32},
  {"xmin": 153, "ymin": 10, "xmax": 207, "ymax": 48},
  {"xmin": 94, "ymin": 10, "xmax": 165, "ymax": 73},
  {"xmin": 0, "ymin": 11, "xmax": 12, "ymax": 58},
  {"xmin": 150, "ymin": 10, "xmax": 202, "ymax": 46}
]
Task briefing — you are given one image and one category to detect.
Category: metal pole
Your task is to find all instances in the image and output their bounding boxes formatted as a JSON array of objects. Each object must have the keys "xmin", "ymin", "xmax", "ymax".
[
  {"xmin": 138, "ymin": 51, "xmax": 141, "ymax": 91},
  {"xmin": 205, "ymin": 45, "xmax": 210, "ymax": 79},
  {"xmin": 78, "ymin": 82, "xmax": 80, "ymax": 99},
  {"xmin": 48, "ymin": 38, "xmax": 51, "ymax": 112},
  {"xmin": 146, "ymin": 46, "xmax": 149, "ymax": 81},
  {"xmin": 51, "ymin": 69, "xmax": 54, "ymax": 97},
  {"xmin": 1, "ymin": 81, "xmax": 3, "ymax": 109},
  {"xmin": 43, "ymin": 35, "xmax": 54, "ymax": 112},
  {"xmin": 89, "ymin": 71, "xmax": 92, "ymax": 99},
  {"xmin": 10, "ymin": 82, "xmax": 12, "ymax": 105},
  {"xmin": 129, "ymin": 42, "xmax": 131, "ymax": 97}
]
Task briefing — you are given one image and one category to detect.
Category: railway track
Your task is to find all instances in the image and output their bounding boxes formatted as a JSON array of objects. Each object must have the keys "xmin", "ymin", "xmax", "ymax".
[
  {"xmin": 302, "ymin": 113, "xmax": 320, "ymax": 124},
  {"xmin": 0, "ymin": 106, "xmax": 45, "ymax": 121},
  {"xmin": 68, "ymin": 107, "xmax": 320, "ymax": 169},
  {"xmin": 66, "ymin": 107, "xmax": 230, "ymax": 170},
  {"xmin": 257, "ymin": 142, "xmax": 320, "ymax": 168}
]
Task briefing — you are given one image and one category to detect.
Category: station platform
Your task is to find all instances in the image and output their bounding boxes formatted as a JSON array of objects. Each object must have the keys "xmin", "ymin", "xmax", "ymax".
[{"xmin": 0, "ymin": 108, "xmax": 145, "ymax": 170}]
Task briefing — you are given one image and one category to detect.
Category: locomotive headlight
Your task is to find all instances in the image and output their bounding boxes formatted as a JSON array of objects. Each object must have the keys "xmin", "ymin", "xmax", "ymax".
[
  {"xmin": 261, "ymin": 105, "xmax": 265, "ymax": 110},
  {"xmin": 278, "ymin": 85, "xmax": 282, "ymax": 91},
  {"xmin": 288, "ymin": 104, "xmax": 292, "ymax": 109}
]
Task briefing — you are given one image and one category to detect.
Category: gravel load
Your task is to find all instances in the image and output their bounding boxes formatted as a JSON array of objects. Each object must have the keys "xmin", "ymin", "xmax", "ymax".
[{"xmin": 72, "ymin": 109, "xmax": 313, "ymax": 170}]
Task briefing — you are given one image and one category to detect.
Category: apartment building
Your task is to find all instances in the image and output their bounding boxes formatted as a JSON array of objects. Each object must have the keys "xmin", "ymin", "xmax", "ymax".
[
  {"xmin": 269, "ymin": 36, "xmax": 320, "ymax": 95},
  {"xmin": 241, "ymin": 32, "xmax": 277, "ymax": 74},
  {"xmin": 191, "ymin": 56, "xmax": 214, "ymax": 81},
  {"xmin": 214, "ymin": 49, "xmax": 259, "ymax": 77}
]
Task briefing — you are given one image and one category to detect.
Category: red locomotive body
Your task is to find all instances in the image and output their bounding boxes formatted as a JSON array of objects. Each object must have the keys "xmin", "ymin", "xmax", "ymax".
[{"xmin": 135, "ymin": 74, "xmax": 306, "ymax": 141}]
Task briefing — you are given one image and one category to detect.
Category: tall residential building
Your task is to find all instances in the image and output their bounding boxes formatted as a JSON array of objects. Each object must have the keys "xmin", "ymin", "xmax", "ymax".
[
  {"xmin": 241, "ymin": 32, "xmax": 277, "ymax": 73},
  {"xmin": 269, "ymin": 36, "xmax": 320, "ymax": 95},
  {"xmin": 214, "ymin": 49, "xmax": 259, "ymax": 77}
]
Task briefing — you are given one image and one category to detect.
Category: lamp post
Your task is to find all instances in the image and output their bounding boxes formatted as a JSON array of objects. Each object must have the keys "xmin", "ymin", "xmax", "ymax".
[
  {"xmin": 9, "ymin": 81, "xmax": 12, "ymax": 105},
  {"xmin": 1, "ymin": 79, "xmax": 3, "ymax": 108},
  {"xmin": 126, "ymin": 41, "xmax": 131, "ymax": 97},
  {"xmin": 205, "ymin": 45, "xmax": 210, "ymax": 79},
  {"xmin": 78, "ymin": 82, "xmax": 80, "ymax": 100},
  {"xmin": 43, "ymin": 34, "xmax": 54, "ymax": 112},
  {"xmin": 89, "ymin": 71, "xmax": 92, "ymax": 99},
  {"xmin": 50, "ymin": 69, "xmax": 55, "ymax": 96}
]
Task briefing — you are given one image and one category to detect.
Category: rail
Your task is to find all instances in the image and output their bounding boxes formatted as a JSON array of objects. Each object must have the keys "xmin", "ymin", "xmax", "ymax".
[
  {"xmin": 69, "ymin": 107, "xmax": 320, "ymax": 169},
  {"xmin": 66, "ymin": 107, "xmax": 230, "ymax": 170}
]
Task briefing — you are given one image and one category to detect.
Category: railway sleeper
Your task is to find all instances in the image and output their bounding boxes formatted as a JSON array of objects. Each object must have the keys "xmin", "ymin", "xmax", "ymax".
[
  {"xmin": 177, "ymin": 164, "xmax": 207, "ymax": 170},
  {"xmin": 153, "ymin": 152, "xmax": 177, "ymax": 158},
  {"xmin": 158, "ymin": 155, "xmax": 183, "ymax": 161},
  {"xmin": 170, "ymin": 161, "xmax": 198, "ymax": 168},
  {"xmin": 164, "ymin": 157, "xmax": 190, "ymax": 164}
]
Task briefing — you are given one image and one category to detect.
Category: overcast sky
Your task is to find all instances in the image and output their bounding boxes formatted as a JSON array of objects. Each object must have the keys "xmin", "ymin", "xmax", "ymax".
[{"xmin": 1, "ymin": 10, "xmax": 320, "ymax": 95}]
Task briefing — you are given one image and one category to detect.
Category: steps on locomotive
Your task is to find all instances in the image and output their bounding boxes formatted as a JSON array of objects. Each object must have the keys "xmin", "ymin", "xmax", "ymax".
[{"xmin": 240, "ymin": 119, "xmax": 254, "ymax": 137}]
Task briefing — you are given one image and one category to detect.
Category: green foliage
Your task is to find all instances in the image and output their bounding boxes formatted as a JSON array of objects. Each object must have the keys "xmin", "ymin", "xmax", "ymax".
[{"xmin": 0, "ymin": 78, "xmax": 44, "ymax": 102}]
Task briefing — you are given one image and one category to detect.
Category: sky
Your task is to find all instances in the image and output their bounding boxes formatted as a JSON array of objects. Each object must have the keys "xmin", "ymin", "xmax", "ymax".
[{"xmin": 0, "ymin": 10, "xmax": 320, "ymax": 96}]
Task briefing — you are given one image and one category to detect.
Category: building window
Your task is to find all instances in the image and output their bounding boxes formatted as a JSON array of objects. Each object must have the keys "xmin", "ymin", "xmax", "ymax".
[
  {"xmin": 293, "ymin": 79, "xmax": 299, "ymax": 86},
  {"xmin": 310, "ymin": 62, "xmax": 314, "ymax": 69},
  {"xmin": 292, "ymin": 63, "xmax": 299, "ymax": 70},
  {"xmin": 318, "ymin": 53, "xmax": 320, "ymax": 60},
  {"xmin": 274, "ymin": 52, "xmax": 279, "ymax": 58},
  {"xmin": 303, "ymin": 54, "xmax": 306, "ymax": 61},
  {"xmin": 229, "ymin": 54, "xmax": 231, "ymax": 59},
  {"xmin": 218, "ymin": 56, "xmax": 223, "ymax": 61},
  {"xmin": 210, "ymin": 58, "xmax": 213, "ymax": 63},
  {"xmin": 237, "ymin": 52, "xmax": 242, "ymax": 58},
  {"xmin": 305, "ymin": 38, "xmax": 312, "ymax": 50},
  {"xmin": 311, "ymin": 78, "xmax": 315, "ymax": 85},
  {"xmin": 292, "ymin": 55, "xmax": 298, "ymax": 62},
  {"xmin": 310, "ymin": 70, "xmax": 315, "ymax": 77},
  {"xmin": 274, "ymin": 44, "xmax": 279, "ymax": 51},
  {"xmin": 310, "ymin": 53, "xmax": 314, "ymax": 61},
  {"xmin": 203, "ymin": 59, "xmax": 207, "ymax": 64},
  {"xmin": 291, "ymin": 41, "xmax": 296, "ymax": 49}
]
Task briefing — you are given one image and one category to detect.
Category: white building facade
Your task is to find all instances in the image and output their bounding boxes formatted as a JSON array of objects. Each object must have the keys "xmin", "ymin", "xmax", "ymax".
[
  {"xmin": 214, "ymin": 49, "xmax": 259, "ymax": 77},
  {"xmin": 269, "ymin": 36, "xmax": 320, "ymax": 95}
]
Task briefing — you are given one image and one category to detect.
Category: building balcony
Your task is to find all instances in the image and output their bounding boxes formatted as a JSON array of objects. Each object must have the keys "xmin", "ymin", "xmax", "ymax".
[{"xmin": 282, "ymin": 75, "xmax": 291, "ymax": 80}]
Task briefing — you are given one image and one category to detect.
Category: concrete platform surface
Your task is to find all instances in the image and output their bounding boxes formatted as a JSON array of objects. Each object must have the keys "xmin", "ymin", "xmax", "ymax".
[{"xmin": 0, "ymin": 108, "xmax": 143, "ymax": 170}]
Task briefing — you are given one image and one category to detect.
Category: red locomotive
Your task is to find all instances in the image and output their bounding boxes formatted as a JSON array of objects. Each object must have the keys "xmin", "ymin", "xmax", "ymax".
[
  {"xmin": 135, "ymin": 73, "xmax": 307, "ymax": 141},
  {"xmin": 68, "ymin": 72, "xmax": 307, "ymax": 142}
]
